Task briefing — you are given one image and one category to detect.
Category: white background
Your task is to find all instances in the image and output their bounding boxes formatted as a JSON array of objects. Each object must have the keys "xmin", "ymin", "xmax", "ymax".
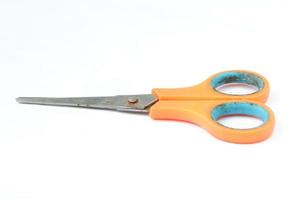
[{"xmin": 0, "ymin": 0, "xmax": 299, "ymax": 199}]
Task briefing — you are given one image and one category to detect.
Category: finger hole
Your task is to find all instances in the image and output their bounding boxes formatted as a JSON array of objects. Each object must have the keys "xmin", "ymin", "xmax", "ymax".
[
  {"xmin": 211, "ymin": 71, "xmax": 264, "ymax": 95},
  {"xmin": 217, "ymin": 115, "xmax": 264, "ymax": 129},
  {"xmin": 211, "ymin": 102, "xmax": 269, "ymax": 130},
  {"xmin": 215, "ymin": 83, "xmax": 258, "ymax": 95}
]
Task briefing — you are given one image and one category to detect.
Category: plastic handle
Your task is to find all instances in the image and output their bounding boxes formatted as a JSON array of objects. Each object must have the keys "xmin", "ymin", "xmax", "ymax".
[
  {"xmin": 151, "ymin": 70, "xmax": 270, "ymax": 102},
  {"xmin": 149, "ymin": 70, "xmax": 275, "ymax": 144}
]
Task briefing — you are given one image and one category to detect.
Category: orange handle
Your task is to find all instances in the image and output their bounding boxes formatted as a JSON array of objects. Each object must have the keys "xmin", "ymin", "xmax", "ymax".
[
  {"xmin": 149, "ymin": 70, "xmax": 275, "ymax": 144},
  {"xmin": 149, "ymin": 100, "xmax": 275, "ymax": 144},
  {"xmin": 152, "ymin": 70, "xmax": 270, "ymax": 102}
]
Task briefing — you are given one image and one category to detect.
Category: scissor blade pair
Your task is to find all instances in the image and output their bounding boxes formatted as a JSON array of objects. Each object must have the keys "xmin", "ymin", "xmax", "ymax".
[{"xmin": 16, "ymin": 94, "xmax": 158, "ymax": 113}]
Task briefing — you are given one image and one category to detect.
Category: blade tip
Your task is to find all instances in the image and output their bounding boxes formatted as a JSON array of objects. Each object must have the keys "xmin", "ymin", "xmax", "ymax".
[{"xmin": 16, "ymin": 97, "xmax": 26, "ymax": 103}]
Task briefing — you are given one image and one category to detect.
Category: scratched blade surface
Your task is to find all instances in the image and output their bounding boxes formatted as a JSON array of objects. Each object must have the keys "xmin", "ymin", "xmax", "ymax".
[{"xmin": 16, "ymin": 94, "xmax": 158, "ymax": 113}]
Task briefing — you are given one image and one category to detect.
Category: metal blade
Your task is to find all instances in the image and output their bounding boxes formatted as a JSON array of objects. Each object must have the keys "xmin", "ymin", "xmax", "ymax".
[{"xmin": 16, "ymin": 94, "xmax": 158, "ymax": 113}]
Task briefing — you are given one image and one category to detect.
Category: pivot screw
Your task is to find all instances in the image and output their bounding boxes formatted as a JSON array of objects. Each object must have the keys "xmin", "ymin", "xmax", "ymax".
[{"xmin": 128, "ymin": 97, "xmax": 139, "ymax": 104}]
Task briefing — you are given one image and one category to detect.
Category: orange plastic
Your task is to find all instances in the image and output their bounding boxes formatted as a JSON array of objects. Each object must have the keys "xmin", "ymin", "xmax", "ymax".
[
  {"xmin": 149, "ymin": 70, "xmax": 275, "ymax": 144},
  {"xmin": 152, "ymin": 70, "xmax": 270, "ymax": 102}
]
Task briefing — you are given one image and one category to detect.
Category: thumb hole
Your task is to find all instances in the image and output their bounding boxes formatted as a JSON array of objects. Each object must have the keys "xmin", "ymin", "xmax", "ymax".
[{"xmin": 217, "ymin": 114, "xmax": 264, "ymax": 129}]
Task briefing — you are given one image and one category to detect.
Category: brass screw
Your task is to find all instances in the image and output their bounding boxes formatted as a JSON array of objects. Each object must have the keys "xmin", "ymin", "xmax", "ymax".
[{"xmin": 128, "ymin": 97, "xmax": 138, "ymax": 104}]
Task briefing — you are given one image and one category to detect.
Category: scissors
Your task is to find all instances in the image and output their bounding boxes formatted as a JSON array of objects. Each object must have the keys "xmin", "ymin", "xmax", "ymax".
[{"xmin": 17, "ymin": 70, "xmax": 275, "ymax": 144}]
